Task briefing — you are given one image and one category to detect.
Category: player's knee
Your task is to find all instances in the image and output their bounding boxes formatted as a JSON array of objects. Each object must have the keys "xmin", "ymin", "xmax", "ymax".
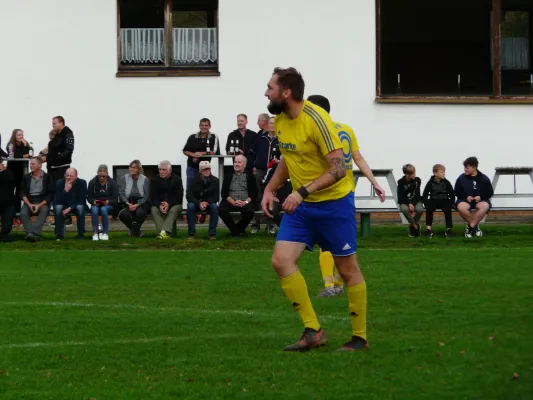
[{"xmin": 271, "ymin": 252, "xmax": 291, "ymax": 272}]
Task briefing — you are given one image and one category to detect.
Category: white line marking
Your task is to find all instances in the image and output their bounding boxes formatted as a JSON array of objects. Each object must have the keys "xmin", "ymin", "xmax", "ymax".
[
  {"xmin": 1, "ymin": 301, "xmax": 348, "ymax": 321},
  {"xmin": 1, "ymin": 334, "xmax": 238, "ymax": 349}
]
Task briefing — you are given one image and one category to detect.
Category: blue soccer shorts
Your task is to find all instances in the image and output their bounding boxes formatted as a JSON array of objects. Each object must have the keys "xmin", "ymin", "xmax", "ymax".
[{"xmin": 277, "ymin": 192, "xmax": 356, "ymax": 256}]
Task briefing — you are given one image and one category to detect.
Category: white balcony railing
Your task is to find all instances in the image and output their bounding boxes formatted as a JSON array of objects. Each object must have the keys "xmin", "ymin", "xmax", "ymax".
[{"xmin": 120, "ymin": 28, "xmax": 218, "ymax": 65}]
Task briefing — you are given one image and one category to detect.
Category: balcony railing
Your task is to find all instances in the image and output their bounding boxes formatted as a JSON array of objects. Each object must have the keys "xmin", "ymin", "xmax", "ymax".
[{"xmin": 120, "ymin": 28, "xmax": 218, "ymax": 65}]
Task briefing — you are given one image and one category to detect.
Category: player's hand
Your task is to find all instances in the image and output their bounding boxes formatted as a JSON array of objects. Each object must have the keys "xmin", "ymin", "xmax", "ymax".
[
  {"xmin": 467, "ymin": 196, "xmax": 474, "ymax": 202},
  {"xmin": 373, "ymin": 184, "xmax": 386, "ymax": 203},
  {"xmin": 474, "ymin": 196, "xmax": 481, "ymax": 202},
  {"xmin": 408, "ymin": 204, "xmax": 415, "ymax": 214},
  {"xmin": 261, "ymin": 190, "xmax": 278, "ymax": 218},
  {"xmin": 282, "ymin": 191, "xmax": 303, "ymax": 214}
]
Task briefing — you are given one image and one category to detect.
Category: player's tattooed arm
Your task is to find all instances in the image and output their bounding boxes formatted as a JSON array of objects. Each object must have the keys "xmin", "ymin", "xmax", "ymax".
[
  {"xmin": 327, "ymin": 157, "xmax": 346, "ymax": 181},
  {"xmin": 304, "ymin": 149, "xmax": 346, "ymax": 195}
]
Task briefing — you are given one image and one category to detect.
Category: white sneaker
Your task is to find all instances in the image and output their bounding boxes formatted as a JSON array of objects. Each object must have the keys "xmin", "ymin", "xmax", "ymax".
[
  {"xmin": 92, "ymin": 234, "xmax": 99, "ymax": 241},
  {"xmin": 99, "ymin": 233, "xmax": 109, "ymax": 241}
]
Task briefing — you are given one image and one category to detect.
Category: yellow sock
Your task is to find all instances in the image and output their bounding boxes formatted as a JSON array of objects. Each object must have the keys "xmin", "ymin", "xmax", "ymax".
[
  {"xmin": 347, "ymin": 282, "xmax": 367, "ymax": 340},
  {"xmin": 333, "ymin": 266, "xmax": 344, "ymax": 287},
  {"xmin": 281, "ymin": 270, "xmax": 320, "ymax": 331},
  {"xmin": 319, "ymin": 249, "xmax": 335, "ymax": 288}
]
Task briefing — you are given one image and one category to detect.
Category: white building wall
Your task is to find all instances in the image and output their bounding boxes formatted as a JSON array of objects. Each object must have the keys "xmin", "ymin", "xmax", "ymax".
[{"xmin": 1, "ymin": 0, "xmax": 532, "ymax": 206}]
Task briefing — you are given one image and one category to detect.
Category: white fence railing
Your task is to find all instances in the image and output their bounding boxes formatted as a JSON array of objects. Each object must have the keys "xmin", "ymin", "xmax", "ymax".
[{"xmin": 120, "ymin": 28, "xmax": 218, "ymax": 65}]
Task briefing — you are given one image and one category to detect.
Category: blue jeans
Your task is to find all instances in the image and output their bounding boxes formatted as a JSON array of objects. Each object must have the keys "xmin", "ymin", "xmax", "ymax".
[
  {"xmin": 187, "ymin": 201, "xmax": 218, "ymax": 236},
  {"xmin": 91, "ymin": 205, "xmax": 114, "ymax": 234},
  {"xmin": 55, "ymin": 204, "xmax": 85, "ymax": 237},
  {"xmin": 186, "ymin": 167, "xmax": 199, "ymax": 191}
]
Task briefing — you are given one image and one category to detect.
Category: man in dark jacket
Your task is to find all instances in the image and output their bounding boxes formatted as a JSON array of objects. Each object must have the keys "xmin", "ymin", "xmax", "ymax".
[
  {"xmin": 397, "ymin": 163, "xmax": 424, "ymax": 237},
  {"xmin": 182, "ymin": 118, "xmax": 221, "ymax": 190},
  {"xmin": 218, "ymin": 155, "xmax": 257, "ymax": 237},
  {"xmin": 20, "ymin": 157, "xmax": 55, "ymax": 242},
  {"xmin": 454, "ymin": 156, "xmax": 494, "ymax": 238},
  {"xmin": 55, "ymin": 168, "xmax": 87, "ymax": 240},
  {"xmin": 44, "ymin": 116, "xmax": 75, "ymax": 183},
  {"xmin": 225, "ymin": 114, "xmax": 257, "ymax": 169},
  {"xmin": 150, "ymin": 160, "xmax": 184, "ymax": 239},
  {"xmin": 422, "ymin": 164, "xmax": 455, "ymax": 238},
  {"xmin": 0, "ymin": 162, "xmax": 16, "ymax": 242},
  {"xmin": 44, "ymin": 116, "xmax": 75, "ymax": 226},
  {"xmin": 186, "ymin": 161, "xmax": 220, "ymax": 239},
  {"xmin": 250, "ymin": 116, "xmax": 280, "ymax": 234}
]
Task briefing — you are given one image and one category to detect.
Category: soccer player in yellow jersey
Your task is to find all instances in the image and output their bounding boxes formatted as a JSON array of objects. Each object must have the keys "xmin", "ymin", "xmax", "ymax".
[
  {"xmin": 262, "ymin": 67, "xmax": 369, "ymax": 351},
  {"xmin": 306, "ymin": 95, "xmax": 385, "ymax": 298}
]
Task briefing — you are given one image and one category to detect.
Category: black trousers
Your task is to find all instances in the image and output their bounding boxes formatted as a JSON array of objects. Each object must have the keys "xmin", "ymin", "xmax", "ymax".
[
  {"xmin": 0, "ymin": 204, "xmax": 15, "ymax": 236},
  {"xmin": 425, "ymin": 199, "xmax": 453, "ymax": 229},
  {"xmin": 218, "ymin": 200, "xmax": 255, "ymax": 235},
  {"xmin": 118, "ymin": 206, "xmax": 147, "ymax": 236}
]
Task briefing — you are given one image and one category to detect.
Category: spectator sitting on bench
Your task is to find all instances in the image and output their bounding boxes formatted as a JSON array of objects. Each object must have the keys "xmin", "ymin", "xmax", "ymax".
[
  {"xmin": 397, "ymin": 163, "xmax": 424, "ymax": 237},
  {"xmin": 20, "ymin": 157, "xmax": 54, "ymax": 242},
  {"xmin": 0, "ymin": 161, "xmax": 16, "ymax": 242},
  {"xmin": 54, "ymin": 168, "xmax": 87, "ymax": 240},
  {"xmin": 218, "ymin": 155, "xmax": 257, "ymax": 237},
  {"xmin": 186, "ymin": 161, "xmax": 220, "ymax": 240},
  {"xmin": 454, "ymin": 156, "xmax": 494, "ymax": 238},
  {"xmin": 88, "ymin": 164, "xmax": 119, "ymax": 241},
  {"xmin": 118, "ymin": 160, "xmax": 150, "ymax": 238},
  {"xmin": 150, "ymin": 160, "xmax": 183, "ymax": 240},
  {"xmin": 422, "ymin": 164, "xmax": 455, "ymax": 238}
]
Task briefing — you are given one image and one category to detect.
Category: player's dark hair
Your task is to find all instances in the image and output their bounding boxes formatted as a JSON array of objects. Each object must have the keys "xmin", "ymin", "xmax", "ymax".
[
  {"xmin": 433, "ymin": 164, "xmax": 445, "ymax": 173},
  {"xmin": 199, "ymin": 118, "xmax": 211, "ymax": 125},
  {"xmin": 463, "ymin": 157, "xmax": 479, "ymax": 168},
  {"xmin": 237, "ymin": 113, "xmax": 248, "ymax": 120},
  {"xmin": 273, "ymin": 67, "xmax": 305, "ymax": 101},
  {"xmin": 402, "ymin": 164, "xmax": 416, "ymax": 175},
  {"xmin": 307, "ymin": 95, "xmax": 331, "ymax": 113},
  {"xmin": 31, "ymin": 156, "xmax": 43, "ymax": 165},
  {"xmin": 53, "ymin": 116, "xmax": 65, "ymax": 124}
]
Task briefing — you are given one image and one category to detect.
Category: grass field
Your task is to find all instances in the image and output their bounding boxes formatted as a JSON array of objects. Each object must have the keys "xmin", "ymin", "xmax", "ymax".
[{"xmin": 1, "ymin": 226, "xmax": 532, "ymax": 399}]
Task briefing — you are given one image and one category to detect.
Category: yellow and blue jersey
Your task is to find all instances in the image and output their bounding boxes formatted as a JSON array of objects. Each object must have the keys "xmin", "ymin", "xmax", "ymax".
[
  {"xmin": 334, "ymin": 121, "xmax": 359, "ymax": 192},
  {"xmin": 274, "ymin": 101, "xmax": 353, "ymax": 202}
]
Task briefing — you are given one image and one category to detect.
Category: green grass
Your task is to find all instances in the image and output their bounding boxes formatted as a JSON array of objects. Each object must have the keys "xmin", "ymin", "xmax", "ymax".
[{"xmin": 0, "ymin": 226, "xmax": 532, "ymax": 399}]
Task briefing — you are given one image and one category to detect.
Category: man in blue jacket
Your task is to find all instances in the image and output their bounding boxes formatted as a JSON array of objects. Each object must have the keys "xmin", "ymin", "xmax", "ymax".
[
  {"xmin": 249, "ymin": 116, "xmax": 280, "ymax": 234},
  {"xmin": 55, "ymin": 167, "xmax": 87, "ymax": 240},
  {"xmin": 454, "ymin": 157, "xmax": 494, "ymax": 238}
]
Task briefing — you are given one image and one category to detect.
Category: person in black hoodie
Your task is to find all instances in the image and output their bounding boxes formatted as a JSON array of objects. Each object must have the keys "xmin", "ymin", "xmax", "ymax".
[
  {"xmin": 397, "ymin": 163, "xmax": 424, "ymax": 237},
  {"xmin": 454, "ymin": 156, "xmax": 494, "ymax": 238},
  {"xmin": 44, "ymin": 116, "xmax": 75, "ymax": 226},
  {"xmin": 20, "ymin": 157, "xmax": 55, "ymax": 242},
  {"xmin": 422, "ymin": 164, "xmax": 455, "ymax": 238},
  {"xmin": 44, "ymin": 116, "xmax": 75, "ymax": 183},
  {"xmin": 87, "ymin": 164, "xmax": 119, "ymax": 241},
  {"xmin": 0, "ymin": 162, "xmax": 16, "ymax": 242},
  {"xmin": 225, "ymin": 114, "xmax": 257, "ymax": 169},
  {"xmin": 249, "ymin": 116, "xmax": 280, "ymax": 234},
  {"xmin": 6, "ymin": 129, "xmax": 31, "ymax": 225},
  {"xmin": 186, "ymin": 161, "xmax": 220, "ymax": 239},
  {"xmin": 218, "ymin": 155, "xmax": 257, "ymax": 237},
  {"xmin": 150, "ymin": 160, "xmax": 184, "ymax": 239}
]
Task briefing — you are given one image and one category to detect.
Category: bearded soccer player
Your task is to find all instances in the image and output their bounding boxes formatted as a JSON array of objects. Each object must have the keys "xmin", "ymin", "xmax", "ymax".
[
  {"xmin": 306, "ymin": 94, "xmax": 386, "ymax": 298},
  {"xmin": 262, "ymin": 67, "xmax": 368, "ymax": 351}
]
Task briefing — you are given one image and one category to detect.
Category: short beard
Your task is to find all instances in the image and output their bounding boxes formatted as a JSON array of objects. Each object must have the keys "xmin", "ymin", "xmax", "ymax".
[{"xmin": 267, "ymin": 100, "xmax": 286, "ymax": 115}]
